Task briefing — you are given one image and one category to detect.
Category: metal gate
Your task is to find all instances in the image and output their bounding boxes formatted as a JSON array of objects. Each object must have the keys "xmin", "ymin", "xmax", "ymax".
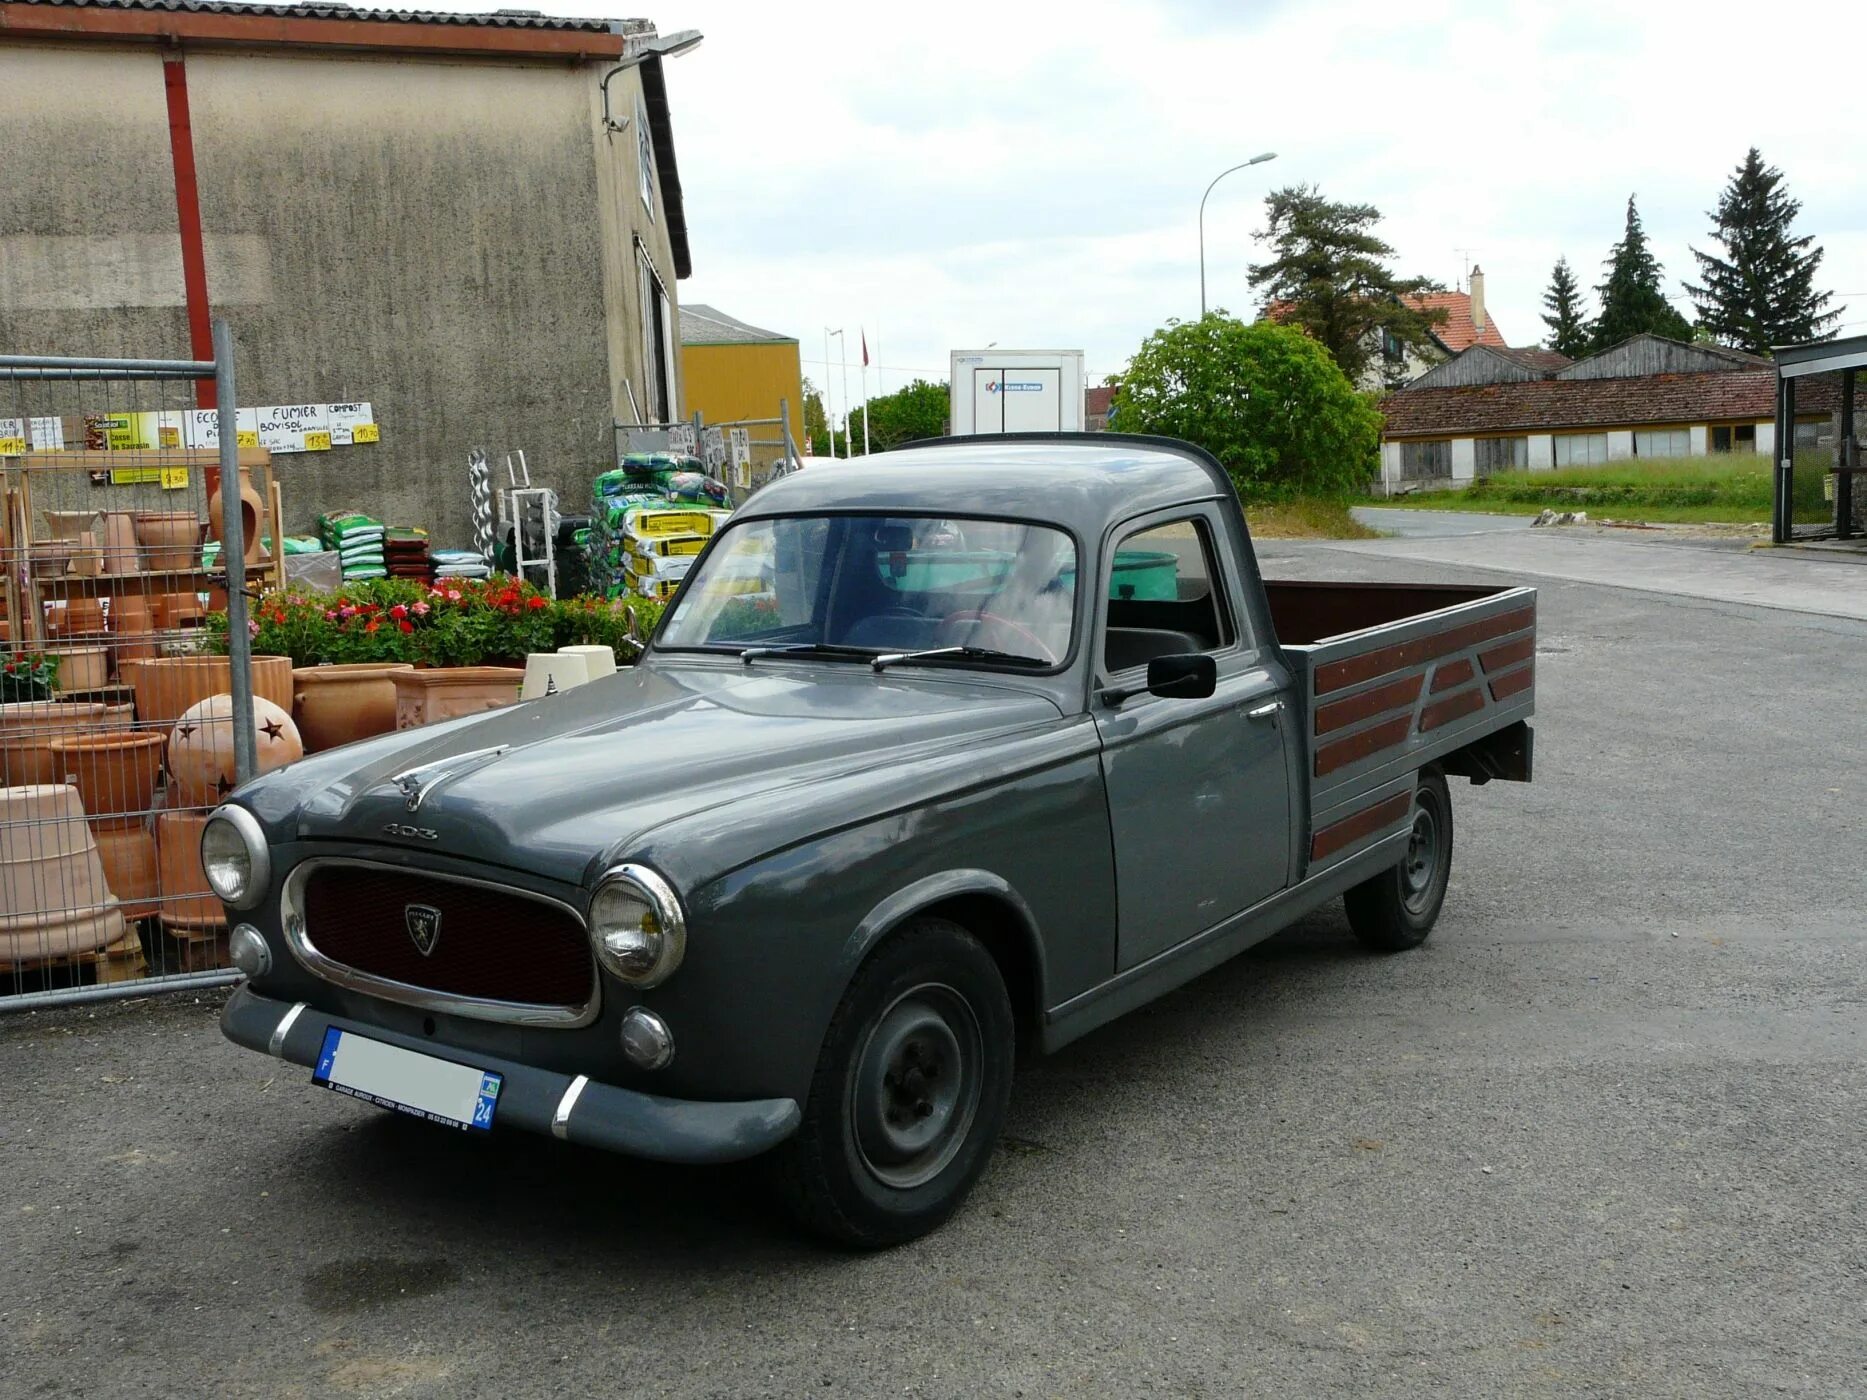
[{"xmin": 0, "ymin": 320, "xmax": 260, "ymax": 1011}]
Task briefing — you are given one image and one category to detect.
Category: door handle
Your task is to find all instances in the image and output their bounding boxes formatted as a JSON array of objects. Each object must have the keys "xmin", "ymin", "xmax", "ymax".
[{"xmin": 1246, "ymin": 700, "xmax": 1283, "ymax": 721}]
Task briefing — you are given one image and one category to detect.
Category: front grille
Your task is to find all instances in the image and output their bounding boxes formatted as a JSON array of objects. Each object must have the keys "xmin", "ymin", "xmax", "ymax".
[{"xmin": 300, "ymin": 866, "xmax": 593, "ymax": 1009}]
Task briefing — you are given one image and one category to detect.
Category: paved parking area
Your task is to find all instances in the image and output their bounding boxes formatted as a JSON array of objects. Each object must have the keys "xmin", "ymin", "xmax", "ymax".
[{"xmin": 3, "ymin": 538, "xmax": 1863, "ymax": 1398}]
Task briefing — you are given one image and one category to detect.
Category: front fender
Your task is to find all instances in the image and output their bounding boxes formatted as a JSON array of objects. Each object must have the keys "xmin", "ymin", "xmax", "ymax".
[{"xmin": 839, "ymin": 867, "xmax": 1047, "ymax": 1008}]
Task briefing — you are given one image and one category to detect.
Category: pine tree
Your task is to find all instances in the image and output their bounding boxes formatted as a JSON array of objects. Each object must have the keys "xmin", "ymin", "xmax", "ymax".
[
  {"xmin": 1541, "ymin": 257, "xmax": 1591, "ymax": 358},
  {"xmin": 1685, "ymin": 148, "xmax": 1840, "ymax": 355},
  {"xmin": 1592, "ymin": 195, "xmax": 1692, "ymax": 350}
]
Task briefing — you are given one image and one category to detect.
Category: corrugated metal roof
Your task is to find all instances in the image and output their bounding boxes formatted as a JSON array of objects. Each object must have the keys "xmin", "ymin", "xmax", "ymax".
[
  {"xmin": 3, "ymin": 0, "xmax": 648, "ymax": 34},
  {"xmin": 679, "ymin": 304, "xmax": 793, "ymax": 346}
]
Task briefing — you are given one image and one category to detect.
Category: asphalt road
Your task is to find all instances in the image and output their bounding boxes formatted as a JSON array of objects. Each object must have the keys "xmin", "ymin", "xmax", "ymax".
[{"xmin": 4, "ymin": 537, "xmax": 1865, "ymax": 1399}]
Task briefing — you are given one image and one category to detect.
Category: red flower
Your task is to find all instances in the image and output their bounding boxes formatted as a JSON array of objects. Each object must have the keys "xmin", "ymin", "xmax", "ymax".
[
  {"xmin": 397, "ymin": 619, "xmax": 413, "ymax": 634},
  {"xmin": 390, "ymin": 604, "xmax": 408, "ymax": 620},
  {"xmin": 527, "ymin": 596, "xmax": 547, "ymax": 610},
  {"xmin": 365, "ymin": 619, "xmax": 381, "ymax": 633}
]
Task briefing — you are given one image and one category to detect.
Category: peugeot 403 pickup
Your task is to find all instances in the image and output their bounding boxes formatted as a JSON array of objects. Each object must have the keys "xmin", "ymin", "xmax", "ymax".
[{"xmin": 213, "ymin": 435, "xmax": 1536, "ymax": 1246}]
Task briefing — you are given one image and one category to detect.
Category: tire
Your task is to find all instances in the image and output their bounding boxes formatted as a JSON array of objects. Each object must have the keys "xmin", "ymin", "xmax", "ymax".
[
  {"xmin": 772, "ymin": 917, "xmax": 1015, "ymax": 1248},
  {"xmin": 1343, "ymin": 768, "xmax": 1453, "ymax": 953}
]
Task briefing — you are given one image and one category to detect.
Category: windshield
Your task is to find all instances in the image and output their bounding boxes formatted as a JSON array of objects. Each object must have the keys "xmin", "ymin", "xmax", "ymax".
[{"xmin": 657, "ymin": 514, "xmax": 1078, "ymax": 667}]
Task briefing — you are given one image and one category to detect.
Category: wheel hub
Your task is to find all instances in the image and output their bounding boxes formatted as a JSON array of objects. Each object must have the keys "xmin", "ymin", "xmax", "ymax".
[
  {"xmin": 1402, "ymin": 804, "xmax": 1438, "ymax": 912},
  {"xmin": 851, "ymin": 984, "xmax": 982, "ymax": 1189}
]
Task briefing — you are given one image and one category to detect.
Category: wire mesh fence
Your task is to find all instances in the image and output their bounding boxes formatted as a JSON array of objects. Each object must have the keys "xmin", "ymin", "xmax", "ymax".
[{"xmin": 0, "ymin": 331, "xmax": 262, "ymax": 1010}]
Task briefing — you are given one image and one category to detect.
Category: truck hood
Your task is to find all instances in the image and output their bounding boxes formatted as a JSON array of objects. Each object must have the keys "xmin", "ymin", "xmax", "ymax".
[{"xmin": 245, "ymin": 660, "xmax": 1064, "ymax": 886}]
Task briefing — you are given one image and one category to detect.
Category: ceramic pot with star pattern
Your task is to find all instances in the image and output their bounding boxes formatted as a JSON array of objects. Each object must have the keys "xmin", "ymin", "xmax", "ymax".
[{"xmin": 165, "ymin": 693, "xmax": 303, "ymax": 808}]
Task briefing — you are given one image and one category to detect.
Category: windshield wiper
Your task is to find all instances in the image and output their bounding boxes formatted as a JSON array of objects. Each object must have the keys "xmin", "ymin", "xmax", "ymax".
[
  {"xmin": 870, "ymin": 645, "xmax": 1050, "ymax": 672},
  {"xmin": 737, "ymin": 642, "xmax": 876, "ymax": 664}
]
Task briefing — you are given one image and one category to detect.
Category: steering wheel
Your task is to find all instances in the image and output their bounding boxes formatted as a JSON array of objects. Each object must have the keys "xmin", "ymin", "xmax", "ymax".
[{"xmin": 938, "ymin": 609, "xmax": 1055, "ymax": 663}]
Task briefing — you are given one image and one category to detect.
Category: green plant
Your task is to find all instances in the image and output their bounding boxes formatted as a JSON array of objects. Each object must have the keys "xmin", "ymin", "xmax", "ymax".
[
  {"xmin": 1116, "ymin": 315, "xmax": 1381, "ymax": 499},
  {"xmin": 0, "ymin": 652, "xmax": 59, "ymax": 702}
]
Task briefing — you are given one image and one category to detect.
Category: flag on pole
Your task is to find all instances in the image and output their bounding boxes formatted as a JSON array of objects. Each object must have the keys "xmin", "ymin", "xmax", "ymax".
[{"xmin": 861, "ymin": 330, "xmax": 870, "ymax": 368}]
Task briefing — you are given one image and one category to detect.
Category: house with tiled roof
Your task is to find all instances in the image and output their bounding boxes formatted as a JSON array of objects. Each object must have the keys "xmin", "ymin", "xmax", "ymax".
[
  {"xmin": 1378, "ymin": 333, "xmax": 1839, "ymax": 492},
  {"xmin": 1085, "ymin": 385, "xmax": 1115, "ymax": 432},
  {"xmin": 1265, "ymin": 266, "xmax": 1507, "ymax": 391}
]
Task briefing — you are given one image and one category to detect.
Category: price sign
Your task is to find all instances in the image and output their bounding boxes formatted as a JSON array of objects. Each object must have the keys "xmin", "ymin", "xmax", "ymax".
[
  {"xmin": 304, "ymin": 431, "xmax": 332, "ymax": 451},
  {"xmin": 236, "ymin": 430, "xmax": 259, "ymax": 448},
  {"xmin": 0, "ymin": 437, "xmax": 25, "ymax": 455},
  {"xmin": 350, "ymin": 422, "xmax": 380, "ymax": 444},
  {"xmin": 160, "ymin": 467, "xmax": 191, "ymax": 490}
]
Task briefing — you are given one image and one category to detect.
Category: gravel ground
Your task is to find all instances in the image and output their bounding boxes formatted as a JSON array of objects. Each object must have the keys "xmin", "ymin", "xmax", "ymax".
[{"xmin": 3, "ymin": 540, "xmax": 1863, "ymax": 1399}]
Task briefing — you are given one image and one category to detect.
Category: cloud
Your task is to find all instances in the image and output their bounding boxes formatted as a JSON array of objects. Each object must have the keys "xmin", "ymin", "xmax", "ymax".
[{"xmin": 463, "ymin": 0, "xmax": 1867, "ymax": 391}]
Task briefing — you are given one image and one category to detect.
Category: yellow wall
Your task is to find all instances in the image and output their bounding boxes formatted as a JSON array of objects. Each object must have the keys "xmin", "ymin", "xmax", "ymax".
[{"xmin": 680, "ymin": 340, "xmax": 804, "ymax": 460}]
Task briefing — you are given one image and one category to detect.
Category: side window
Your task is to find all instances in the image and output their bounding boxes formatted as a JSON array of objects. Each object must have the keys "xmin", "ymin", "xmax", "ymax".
[
  {"xmin": 1102, "ymin": 517, "xmax": 1239, "ymax": 674},
  {"xmin": 637, "ymin": 97, "xmax": 656, "ymax": 217}
]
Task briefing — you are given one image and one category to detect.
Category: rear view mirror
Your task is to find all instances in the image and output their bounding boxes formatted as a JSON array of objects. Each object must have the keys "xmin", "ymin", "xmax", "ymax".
[{"xmin": 1146, "ymin": 653, "xmax": 1216, "ymax": 700}]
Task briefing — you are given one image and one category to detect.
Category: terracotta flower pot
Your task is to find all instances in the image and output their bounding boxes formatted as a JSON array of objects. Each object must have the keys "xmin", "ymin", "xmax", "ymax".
[
  {"xmin": 208, "ymin": 464, "xmax": 264, "ymax": 565},
  {"xmin": 46, "ymin": 731, "xmax": 166, "ymax": 819},
  {"xmin": 92, "ymin": 816, "xmax": 160, "ymax": 920},
  {"xmin": 155, "ymin": 809, "xmax": 222, "ymax": 930},
  {"xmin": 101, "ymin": 511, "xmax": 144, "ymax": 574},
  {"xmin": 391, "ymin": 666, "xmax": 524, "ymax": 730},
  {"xmin": 0, "ymin": 701, "xmax": 109, "ymax": 787},
  {"xmin": 29, "ymin": 539, "xmax": 75, "ymax": 577},
  {"xmin": 110, "ymin": 595, "xmax": 158, "ymax": 667},
  {"xmin": 48, "ymin": 645, "xmax": 110, "ymax": 693},
  {"xmin": 134, "ymin": 512, "xmax": 207, "ymax": 571},
  {"xmin": 0, "ymin": 783, "xmax": 125, "ymax": 956},
  {"xmin": 129, "ymin": 654, "xmax": 293, "ymax": 730},
  {"xmin": 292, "ymin": 663, "xmax": 414, "ymax": 753},
  {"xmin": 70, "ymin": 531, "xmax": 105, "ymax": 578},
  {"xmin": 152, "ymin": 592, "xmax": 208, "ymax": 632},
  {"xmin": 50, "ymin": 597, "xmax": 107, "ymax": 640},
  {"xmin": 167, "ymin": 693, "xmax": 303, "ymax": 807},
  {"xmin": 43, "ymin": 509, "xmax": 101, "ymax": 541}
]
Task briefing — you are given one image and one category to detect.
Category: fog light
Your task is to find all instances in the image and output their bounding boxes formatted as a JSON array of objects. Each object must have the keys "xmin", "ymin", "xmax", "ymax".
[
  {"xmin": 620, "ymin": 1006, "xmax": 674, "ymax": 1070},
  {"xmin": 229, "ymin": 924, "xmax": 271, "ymax": 979}
]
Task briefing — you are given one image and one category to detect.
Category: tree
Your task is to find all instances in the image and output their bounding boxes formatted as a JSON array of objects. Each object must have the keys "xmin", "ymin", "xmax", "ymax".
[
  {"xmin": 844, "ymin": 379, "xmax": 950, "ymax": 453},
  {"xmin": 1246, "ymin": 185, "xmax": 1447, "ymax": 387},
  {"xmin": 1685, "ymin": 147, "xmax": 1841, "ymax": 355},
  {"xmin": 1541, "ymin": 257, "xmax": 1592, "ymax": 358},
  {"xmin": 802, "ymin": 378, "xmax": 832, "ymax": 456},
  {"xmin": 1115, "ymin": 314, "xmax": 1381, "ymax": 498},
  {"xmin": 1592, "ymin": 195, "xmax": 1692, "ymax": 349}
]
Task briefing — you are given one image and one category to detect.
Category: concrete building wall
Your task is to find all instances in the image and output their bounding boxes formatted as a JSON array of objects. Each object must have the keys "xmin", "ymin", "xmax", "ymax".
[{"xmin": 0, "ymin": 38, "xmax": 683, "ymax": 547}]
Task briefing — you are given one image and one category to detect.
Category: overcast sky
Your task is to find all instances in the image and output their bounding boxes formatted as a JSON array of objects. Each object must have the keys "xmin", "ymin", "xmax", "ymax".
[{"xmin": 472, "ymin": 0, "xmax": 1865, "ymax": 412}]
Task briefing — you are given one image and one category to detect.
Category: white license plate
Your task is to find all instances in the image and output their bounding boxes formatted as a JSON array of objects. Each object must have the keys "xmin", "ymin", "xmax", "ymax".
[{"xmin": 312, "ymin": 1027, "xmax": 502, "ymax": 1131}]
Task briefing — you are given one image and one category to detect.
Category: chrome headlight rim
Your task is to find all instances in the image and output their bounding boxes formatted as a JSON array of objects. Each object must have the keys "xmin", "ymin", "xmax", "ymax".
[
  {"xmin": 589, "ymin": 862, "xmax": 686, "ymax": 988},
  {"xmin": 201, "ymin": 804, "xmax": 270, "ymax": 910}
]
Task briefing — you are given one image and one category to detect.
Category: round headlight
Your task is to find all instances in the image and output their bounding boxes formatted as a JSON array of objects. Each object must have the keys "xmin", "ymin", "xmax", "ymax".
[
  {"xmin": 200, "ymin": 806, "xmax": 270, "ymax": 909},
  {"xmin": 589, "ymin": 864, "xmax": 685, "ymax": 987}
]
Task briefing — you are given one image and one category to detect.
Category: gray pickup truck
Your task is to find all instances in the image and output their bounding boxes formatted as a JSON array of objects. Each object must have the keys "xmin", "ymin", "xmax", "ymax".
[{"xmin": 213, "ymin": 435, "xmax": 1535, "ymax": 1246}]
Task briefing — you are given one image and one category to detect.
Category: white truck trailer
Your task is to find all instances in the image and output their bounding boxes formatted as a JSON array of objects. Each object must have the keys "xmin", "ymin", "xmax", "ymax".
[{"xmin": 948, "ymin": 349, "xmax": 1085, "ymax": 436}]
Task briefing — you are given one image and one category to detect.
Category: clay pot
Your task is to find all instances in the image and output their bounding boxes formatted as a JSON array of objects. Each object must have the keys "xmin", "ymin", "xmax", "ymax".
[
  {"xmin": 48, "ymin": 645, "xmax": 110, "ymax": 693},
  {"xmin": 100, "ymin": 511, "xmax": 143, "ymax": 575},
  {"xmin": 51, "ymin": 597, "xmax": 107, "ymax": 640},
  {"xmin": 29, "ymin": 540, "xmax": 75, "ymax": 577},
  {"xmin": 392, "ymin": 666, "xmax": 524, "ymax": 730},
  {"xmin": 134, "ymin": 512, "xmax": 207, "ymax": 572},
  {"xmin": 0, "ymin": 783, "xmax": 126, "ymax": 957},
  {"xmin": 45, "ymin": 731, "xmax": 165, "ymax": 819},
  {"xmin": 208, "ymin": 465, "xmax": 264, "ymax": 565},
  {"xmin": 44, "ymin": 509, "xmax": 101, "ymax": 540},
  {"xmin": 101, "ymin": 702, "xmax": 136, "ymax": 730},
  {"xmin": 129, "ymin": 654, "xmax": 293, "ymax": 730},
  {"xmin": 291, "ymin": 663, "xmax": 414, "ymax": 753},
  {"xmin": 151, "ymin": 592, "xmax": 207, "ymax": 632},
  {"xmin": 92, "ymin": 816, "xmax": 160, "ymax": 920},
  {"xmin": 155, "ymin": 809, "xmax": 222, "ymax": 929},
  {"xmin": 110, "ymin": 595, "xmax": 158, "ymax": 667},
  {"xmin": 167, "ymin": 693, "xmax": 303, "ymax": 806},
  {"xmin": 70, "ymin": 531, "xmax": 105, "ymax": 578},
  {"xmin": 0, "ymin": 702, "xmax": 109, "ymax": 787}
]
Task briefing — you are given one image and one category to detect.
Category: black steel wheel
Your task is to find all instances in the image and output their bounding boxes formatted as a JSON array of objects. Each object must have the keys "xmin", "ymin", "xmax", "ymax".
[
  {"xmin": 1344, "ymin": 768, "xmax": 1453, "ymax": 952},
  {"xmin": 773, "ymin": 917, "xmax": 1013, "ymax": 1248}
]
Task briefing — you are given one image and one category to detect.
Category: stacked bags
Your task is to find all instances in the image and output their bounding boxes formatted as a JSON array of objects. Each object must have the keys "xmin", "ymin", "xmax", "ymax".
[
  {"xmin": 385, "ymin": 528, "xmax": 431, "ymax": 583},
  {"xmin": 317, "ymin": 510, "xmax": 387, "ymax": 581},
  {"xmin": 431, "ymin": 549, "xmax": 490, "ymax": 581},
  {"xmin": 585, "ymin": 454, "xmax": 730, "ymax": 600}
]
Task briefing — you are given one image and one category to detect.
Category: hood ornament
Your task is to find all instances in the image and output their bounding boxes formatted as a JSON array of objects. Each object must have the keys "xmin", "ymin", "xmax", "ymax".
[
  {"xmin": 387, "ymin": 745, "xmax": 511, "ymax": 813},
  {"xmin": 405, "ymin": 904, "xmax": 442, "ymax": 957}
]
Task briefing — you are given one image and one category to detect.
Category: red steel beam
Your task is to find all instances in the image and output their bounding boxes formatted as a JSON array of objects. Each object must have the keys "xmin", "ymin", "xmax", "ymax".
[{"xmin": 162, "ymin": 55, "xmax": 216, "ymax": 409}]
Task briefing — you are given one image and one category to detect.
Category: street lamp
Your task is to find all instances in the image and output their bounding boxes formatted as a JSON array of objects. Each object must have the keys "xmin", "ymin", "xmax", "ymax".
[
  {"xmin": 1199, "ymin": 152, "xmax": 1277, "ymax": 318},
  {"xmin": 600, "ymin": 30, "xmax": 705, "ymax": 132}
]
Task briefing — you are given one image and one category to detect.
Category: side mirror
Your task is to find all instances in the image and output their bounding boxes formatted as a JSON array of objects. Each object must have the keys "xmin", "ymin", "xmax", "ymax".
[{"xmin": 1147, "ymin": 652, "xmax": 1216, "ymax": 699}]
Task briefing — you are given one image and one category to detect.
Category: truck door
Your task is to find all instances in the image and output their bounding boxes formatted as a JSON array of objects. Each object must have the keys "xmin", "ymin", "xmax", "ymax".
[
  {"xmin": 1092, "ymin": 509, "xmax": 1294, "ymax": 971},
  {"xmin": 972, "ymin": 367, "xmax": 1062, "ymax": 433}
]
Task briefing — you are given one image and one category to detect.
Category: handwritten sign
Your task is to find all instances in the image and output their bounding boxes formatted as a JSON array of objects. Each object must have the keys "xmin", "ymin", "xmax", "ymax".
[
  {"xmin": 255, "ymin": 404, "xmax": 332, "ymax": 454},
  {"xmin": 327, "ymin": 402, "xmax": 378, "ymax": 446}
]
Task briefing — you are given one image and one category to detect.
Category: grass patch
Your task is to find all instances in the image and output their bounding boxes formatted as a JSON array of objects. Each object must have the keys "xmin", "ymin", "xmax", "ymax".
[
  {"xmin": 1385, "ymin": 451, "xmax": 1832, "ymax": 524},
  {"xmin": 1246, "ymin": 498, "xmax": 1382, "ymax": 539}
]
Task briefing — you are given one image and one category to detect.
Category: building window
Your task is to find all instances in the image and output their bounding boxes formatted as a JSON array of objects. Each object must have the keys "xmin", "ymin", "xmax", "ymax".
[
  {"xmin": 1552, "ymin": 432, "xmax": 1609, "ymax": 467},
  {"xmin": 1710, "ymin": 424, "xmax": 1758, "ymax": 454},
  {"xmin": 1794, "ymin": 419, "xmax": 1831, "ymax": 450},
  {"xmin": 1633, "ymin": 428, "xmax": 1690, "ymax": 458},
  {"xmin": 637, "ymin": 97, "xmax": 656, "ymax": 218},
  {"xmin": 636, "ymin": 242, "xmax": 674, "ymax": 421},
  {"xmin": 1382, "ymin": 329, "xmax": 1404, "ymax": 363},
  {"xmin": 1473, "ymin": 437, "xmax": 1528, "ymax": 476},
  {"xmin": 1399, "ymin": 440, "xmax": 1451, "ymax": 479}
]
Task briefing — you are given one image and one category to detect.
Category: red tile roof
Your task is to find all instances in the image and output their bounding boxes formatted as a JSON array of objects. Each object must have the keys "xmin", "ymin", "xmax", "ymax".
[
  {"xmin": 1381, "ymin": 369, "xmax": 1834, "ymax": 438},
  {"xmin": 1085, "ymin": 386, "xmax": 1115, "ymax": 418},
  {"xmin": 1407, "ymin": 290, "xmax": 1507, "ymax": 351},
  {"xmin": 1260, "ymin": 290, "xmax": 1506, "ymax": 353}
]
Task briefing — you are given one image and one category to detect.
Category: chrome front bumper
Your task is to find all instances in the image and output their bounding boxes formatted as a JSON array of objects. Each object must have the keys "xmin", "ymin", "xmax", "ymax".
[{"xmin": 221, "ymin": 984, "xmax": 801, "ymax": 1165}]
